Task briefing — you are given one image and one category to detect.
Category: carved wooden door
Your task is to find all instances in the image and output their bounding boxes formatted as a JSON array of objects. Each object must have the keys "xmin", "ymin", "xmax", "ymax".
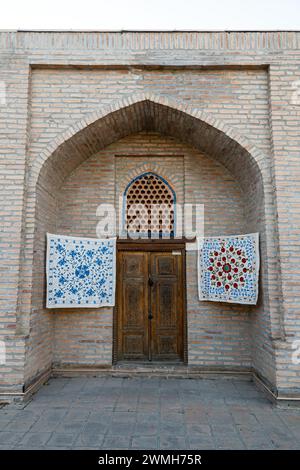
[{"xmin": 116, "ymin": 247, "xmax": 184, "ymax": 362}]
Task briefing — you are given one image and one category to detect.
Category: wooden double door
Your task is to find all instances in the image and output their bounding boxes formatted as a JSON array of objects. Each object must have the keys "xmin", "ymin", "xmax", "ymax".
[{"xmin": 116, "ymin": 243, "xmax": 186, "ymax": 362}]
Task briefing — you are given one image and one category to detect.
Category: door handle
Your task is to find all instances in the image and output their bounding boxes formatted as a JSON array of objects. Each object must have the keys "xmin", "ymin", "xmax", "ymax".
[
  {"xmin": 148, "ymin": 275, "xmax": 154, "ymax": 287},
  {"xmin": 148, "ymin": 313, "xmax": 153, "ymax": 320}
]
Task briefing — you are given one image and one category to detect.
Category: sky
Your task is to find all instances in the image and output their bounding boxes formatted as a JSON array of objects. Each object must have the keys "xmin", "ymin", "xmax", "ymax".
[{"xmin": 0, "ymin": 0, "xmax": 299, "ymax": 30}]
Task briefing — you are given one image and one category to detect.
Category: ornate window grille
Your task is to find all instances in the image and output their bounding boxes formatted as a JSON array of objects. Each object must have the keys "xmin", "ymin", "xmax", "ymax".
[{"xmin": 124, "ymin": 172, "xmax": 175, "ymax": 238}]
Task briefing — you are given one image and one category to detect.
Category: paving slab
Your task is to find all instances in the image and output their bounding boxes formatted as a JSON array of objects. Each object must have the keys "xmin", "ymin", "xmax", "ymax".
[{"xmin": 0, "ymin": 376, "xmax": 299, "ymax": 450}]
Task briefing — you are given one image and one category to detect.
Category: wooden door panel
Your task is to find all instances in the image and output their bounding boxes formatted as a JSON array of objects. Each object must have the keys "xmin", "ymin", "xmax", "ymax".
[
  {"xmin": 123, "ymin": 253, "xmax": 145, "ymax": 276},
  {"xmin": 155, "ymin": 281, "xmax": 177, "ymax": 328},
  {"xmin": 157, "ymin": 336, "xmax": 178, "ymax": 355},
  {"xmin": 156, "ymin": 255, "xmax": 177, "ymax": 275},
  {"xmin": 116, "ymin": 248, "xmax": 185, "ymax": 363},
  {"xmin": 150, "ymin": 278, "xmax": 179, "ymax": 360},
  {"xmin": 117, "ymin": 252, "xmax": 148, "ymax": 360},
  {"xmin": 150, "ymin": 252, "xmax": 183, "ymax": 361},
  {"xmin": 123, "ymin": 335, "xmax": 145, "ymax": 357},
  {"xmin": 122, "ymin": 279, "xmax": 145, "ymax": 329}
]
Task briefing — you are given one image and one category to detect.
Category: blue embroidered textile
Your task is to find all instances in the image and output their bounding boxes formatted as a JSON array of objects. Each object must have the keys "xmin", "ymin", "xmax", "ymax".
[{"xmin": 46, "ymin": 234, "xmax": 116, "ymax": 308}]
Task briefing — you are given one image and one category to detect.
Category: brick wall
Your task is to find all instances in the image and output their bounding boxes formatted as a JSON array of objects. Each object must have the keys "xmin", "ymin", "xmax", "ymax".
[
  {"xmin": 269, "ymin": 64, "xmax": 300, "ymax": 393},
  {"xmin": 0, "ymin": 52, "xmax": 29, "ymax": 392},
  {"xmin": 0, "ymin": 31, "xmax": 299, "ymax": 398}
]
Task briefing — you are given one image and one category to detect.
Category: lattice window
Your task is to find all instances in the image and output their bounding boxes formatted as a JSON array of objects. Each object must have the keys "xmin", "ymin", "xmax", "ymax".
[{"xmin": 124, "ymin": 172, "xmax": 175, "ymax": 237}]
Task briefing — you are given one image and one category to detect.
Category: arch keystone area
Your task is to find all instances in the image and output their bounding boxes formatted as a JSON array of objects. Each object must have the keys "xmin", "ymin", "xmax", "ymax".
[{"xmin": 30, "ymin": 93, "xmax": 268, "ymax": 188}]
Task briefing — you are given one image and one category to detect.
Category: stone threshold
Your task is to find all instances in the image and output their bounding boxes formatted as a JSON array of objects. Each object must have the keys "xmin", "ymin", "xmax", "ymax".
[
  {"xmin": 2, "ymin": 365, "xmax": 300, "ymax": 407},
  {"xmin": 52, "ymin": 363, "xmax": 252, "ymax": 380}
]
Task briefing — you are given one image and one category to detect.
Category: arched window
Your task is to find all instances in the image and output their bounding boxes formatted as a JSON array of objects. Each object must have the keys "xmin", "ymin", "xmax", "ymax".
[{"xmin": 124, "ymin": 172, "xmax": 176, "ymax": 238}]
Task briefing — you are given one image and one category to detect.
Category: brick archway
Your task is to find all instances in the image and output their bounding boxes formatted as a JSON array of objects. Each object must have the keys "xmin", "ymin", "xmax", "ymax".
[{"xmin": 18, "ymin": 93, "xmax": 283, "ymax": 392}]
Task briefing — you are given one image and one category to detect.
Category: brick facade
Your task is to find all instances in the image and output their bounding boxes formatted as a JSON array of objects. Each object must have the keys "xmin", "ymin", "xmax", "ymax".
[{"xmin": 0, "ymin": 31, "xmax": 299, "ymax": 401}]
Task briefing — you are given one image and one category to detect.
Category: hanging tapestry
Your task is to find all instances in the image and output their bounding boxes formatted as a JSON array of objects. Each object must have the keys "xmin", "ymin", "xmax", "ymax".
[
  {"xmin": 46, "ymin": 233, "xmax": 116, "ymax": 308},
  {"xmin": 198, "ymin": 233, "xmax": 259, "ymax": 305}
]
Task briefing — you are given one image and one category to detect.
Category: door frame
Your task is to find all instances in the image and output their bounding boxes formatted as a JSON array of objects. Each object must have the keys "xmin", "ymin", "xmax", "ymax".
[{"xmin": 113, "ymin": 239, "xmax": 188, "ymax": 364}]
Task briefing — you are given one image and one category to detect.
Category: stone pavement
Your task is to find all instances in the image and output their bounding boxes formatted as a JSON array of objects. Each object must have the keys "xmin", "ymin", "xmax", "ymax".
[{"xmin": 0, "ymin": 377, "xmax": 300, "ymax": 450}]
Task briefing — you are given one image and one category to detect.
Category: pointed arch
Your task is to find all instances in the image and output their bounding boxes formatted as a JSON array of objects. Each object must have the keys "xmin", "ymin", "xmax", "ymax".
[
  {"xmin": 18, "ymin": 92, "xmax": 284, "ymax": 365},
  {"xmin": 30, "ymin": 92, "xmax": 267, "ymax": 190}
]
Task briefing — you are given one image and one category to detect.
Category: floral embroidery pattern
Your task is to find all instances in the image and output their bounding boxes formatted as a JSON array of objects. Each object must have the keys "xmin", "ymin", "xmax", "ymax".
[
  {"xmin": 46, "ymin": 234, "xmax": 116, "ymax": 308},
  {"xmin": 198, "ymin": 233, "xmax": 259, "ymax": 305}
]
